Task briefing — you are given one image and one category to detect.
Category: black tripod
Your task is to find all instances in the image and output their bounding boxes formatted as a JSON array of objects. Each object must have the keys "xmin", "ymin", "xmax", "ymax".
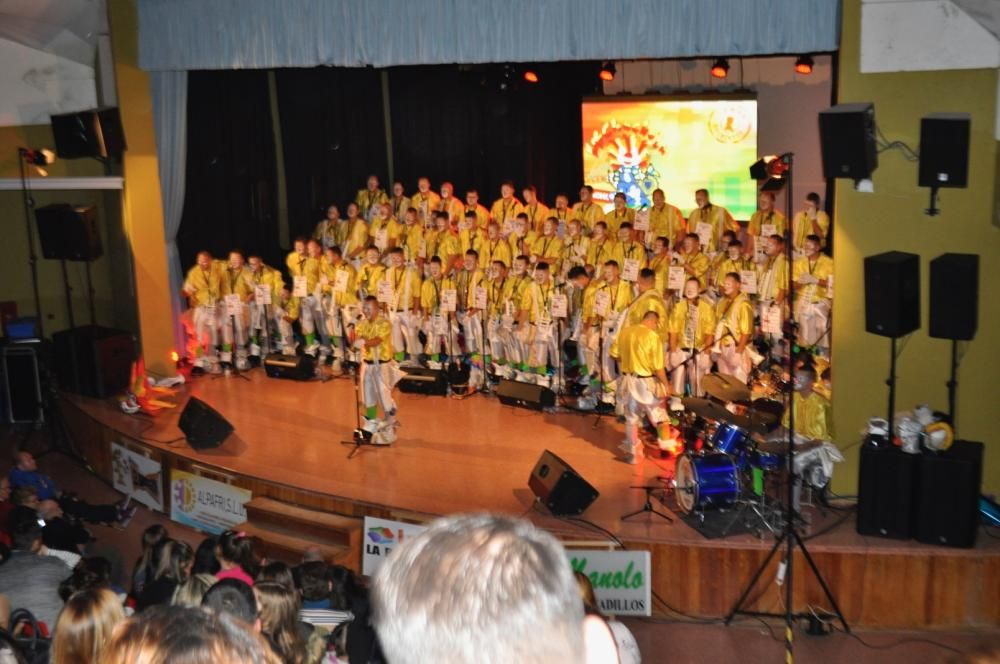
[
  {"xmin": 726, "ymin": 154, "xmax": 849, "ymax": 658},
  {"xmin": 621, "ymin": 485, "xmax": 673, "ymax": 523}
]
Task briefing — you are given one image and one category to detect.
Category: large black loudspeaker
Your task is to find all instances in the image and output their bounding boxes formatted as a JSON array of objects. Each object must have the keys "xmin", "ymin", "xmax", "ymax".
[
  {"xmin": 50, "ymin": 107, "xmax": 126, "ymax": 159},
  {"xmin": 35, "ymin": 204, "xmax": 103, "ymax": 262},
  {"xmin": 2, "ymin": 346, "xmax": 43, "ymax": 424},
  {"xmin": 857, "ymin": 444, "xmax": 918, "ymax": 540},
  {"xmin": 915, "ymin": 441, "xmax": 983, "ymax": 548},
  {"xmin": 819, "ymin": 103, "xmax": 878, "ymax": 180},
  {"xmin": 263, "ymin": 353, "xmax": 314, "ymax": 381},
  {"xmin": 52, "ymin": 325, "xmax": 134, "ymax": 398},
  {"xmin": 528, "ymin": 450, "xmax": 599, "ymax": 516},
  {"xmin": 929, "ymin": 253, "xmax": 978, "ymax": 340},
  {"xmin": 397, "ymin": 367, "xmax": 448, "ymax": 396},
  {"xmin": 863, "ymin": 251, "xmax": 920, "ymax": 338},
  {"xmin": 918, "ymin": 113, "xmax": 970, "ymax": 189},
  {"xmin": 496, "ymin": 379, "xmax": 555, "ymax": 411},
  {"xmin": 178, "ymin": 397, "xmax": 234, "ymax": 450}
]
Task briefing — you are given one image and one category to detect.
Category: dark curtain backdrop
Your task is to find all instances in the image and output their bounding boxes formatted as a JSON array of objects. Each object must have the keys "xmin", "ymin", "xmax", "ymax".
[
  {"xmin": 388, "ymin": 62, "xmax": 599, "ymax": 204},
  {"xmin": 178, "ymin": 70, "xmax": 280, "ymax": 268},
  {"xmin": 276, "ymin": 67, "xmax": 388, "ymax": 240}
]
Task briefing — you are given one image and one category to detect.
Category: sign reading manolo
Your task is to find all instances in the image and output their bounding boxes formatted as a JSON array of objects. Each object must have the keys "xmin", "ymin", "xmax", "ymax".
[{"xmin": 569, "ymin": 550, "xmax": 651, "ymax": 617}]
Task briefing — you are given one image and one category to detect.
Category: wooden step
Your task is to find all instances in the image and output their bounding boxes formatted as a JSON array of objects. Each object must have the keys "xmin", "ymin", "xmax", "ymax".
[
  {"xmin": 234, "ymin": 521, "xmax": 353, "ymax": 568},
  {"xmin": 244, "ymin": 497, "xmax": 362, "ymax": 549}
]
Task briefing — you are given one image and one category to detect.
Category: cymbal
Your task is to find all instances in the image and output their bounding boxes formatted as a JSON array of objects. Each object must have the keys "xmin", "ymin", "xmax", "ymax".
[
  {"xmin": 702, "ymin": 373, "xmax": 752, "ymax": 403},
  {"xmin": 732, "ymin": 399, "xmax": 782, "ymax": 425},
  {"xmin": 680, "ymin": 398, "xmax": 770, "ymax": 434},
  {"xmin": 755, "ymin": 439, "xmax": 827, "ymax": 455}
]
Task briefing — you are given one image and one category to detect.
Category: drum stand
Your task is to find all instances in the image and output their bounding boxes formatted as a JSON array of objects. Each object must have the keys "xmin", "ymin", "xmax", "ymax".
[{"xmin": 621, "ymin": 485, "xmax": 673, "ymax": 524}]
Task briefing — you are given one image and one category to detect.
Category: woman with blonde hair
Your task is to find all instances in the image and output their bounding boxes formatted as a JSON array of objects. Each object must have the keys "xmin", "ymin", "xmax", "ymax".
[
  {"xmin": 171, "ymin": 573, "xmax": 218, "ymax": 608},
  {"xmin": 253, "ymin": 581, "xmax": 308, "ymax": 664},
  {"xmin": 51, "ymin": 588, "xmax": 125, "ymax": 664}
]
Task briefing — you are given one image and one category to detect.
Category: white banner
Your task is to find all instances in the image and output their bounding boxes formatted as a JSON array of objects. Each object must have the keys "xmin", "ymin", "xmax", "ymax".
[
  {"xmin": 170, "ymin": 469, "xmax": 251, "ymax": 535},
  {"xmin": 362, "ymin": 516, "xmax": 427, "ymax": 577},
  {"xmin": 568, "ymin": 550, "xmax": 652, "ymax": 617},
  {"xmin": 111, "ymin": 442, "xmax": 164, "ymax": 512}
]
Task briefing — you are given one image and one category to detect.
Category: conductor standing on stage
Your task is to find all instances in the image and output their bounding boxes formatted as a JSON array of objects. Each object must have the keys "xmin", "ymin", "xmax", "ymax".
[{"xmin": 353, "ymin": 296, "xmax": 401, "ymax": 444}]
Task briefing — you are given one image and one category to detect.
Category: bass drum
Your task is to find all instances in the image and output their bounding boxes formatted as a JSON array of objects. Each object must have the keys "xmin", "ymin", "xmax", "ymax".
[{"xmin": 674, "ymin": 453, "xmax": 741, "ymax": 514}]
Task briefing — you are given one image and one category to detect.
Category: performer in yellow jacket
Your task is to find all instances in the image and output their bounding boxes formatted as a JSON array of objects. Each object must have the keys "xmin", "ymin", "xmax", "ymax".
[
  {"xmin": 383, "ymin": 247, "xmax": 422, "ymax": 366},
  {"xmin": 668, "ymin": 277, "xmax": 716, "ymax": 399},
  {"xmin": 489, "ymin": 181, "xmax": 524, "ymax": 235},
  {"xmin": 183, "ymin": 251, "xmax": 225, "ymax": 371},
  {"xmin": 355, "ymin": 174, "xmax": 389, "ymax": 222},
  {"xmin": 354, "ymin": 296, "xmax": 400, "ymax": 442},
  {"xmin": 320, "ymin": 246, "xmax": 359, "ymax": 373},
  {"xmin": 220, "ymin": 250, "xmax": 254, "ymax": 370},
  {"xmin": 687, "ymin": 188, "xmax": 738, "ymax": 252},
  {"xmin": 247, "ymin": 254, "xmax": 289, "ymax": 356}
]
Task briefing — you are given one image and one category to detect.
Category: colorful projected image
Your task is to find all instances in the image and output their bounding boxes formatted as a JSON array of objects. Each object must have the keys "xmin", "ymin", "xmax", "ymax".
[{"xmin": 582, "ymin": 98, "xmax": 759, "ymax": 219}]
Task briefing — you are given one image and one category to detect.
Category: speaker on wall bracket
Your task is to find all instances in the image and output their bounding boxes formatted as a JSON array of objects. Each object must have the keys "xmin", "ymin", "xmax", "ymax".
[
  {"xmin": 919, "ymin": 113, "xmax": 970, "ymax": 216},
  {"xmin": 819, "ymin": 102, "xmax": 877, "ymax": 181}
]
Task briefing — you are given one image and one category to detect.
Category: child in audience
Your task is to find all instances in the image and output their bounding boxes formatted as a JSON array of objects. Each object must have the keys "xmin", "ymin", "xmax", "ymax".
[{"xmin": 215, "ymin": 530, "xmax": 259, "ymax": 586}]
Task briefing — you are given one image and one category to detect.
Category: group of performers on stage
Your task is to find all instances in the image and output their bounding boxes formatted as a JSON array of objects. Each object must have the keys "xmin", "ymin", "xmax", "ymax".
[{"xmin": 182, "ymin": 175, "xmax": 835, "ymax": 462}]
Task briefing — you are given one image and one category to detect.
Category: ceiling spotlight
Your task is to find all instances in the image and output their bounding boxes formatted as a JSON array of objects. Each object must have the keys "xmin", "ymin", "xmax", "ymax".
[
  {"xmin": 19, "ymin": 147, "xmax": 55, "ymax": 177},
  {"xmin": 710, "ymin": 58, "xmax": 730, "ymax": 79},
  {"xmin": 794, "ymin": 55, "xmax": 814, "ymax": 75},
  {"xmin": 523, "ymin": 70, "xmax": 539, "ymax": 83},
  {"xmin": 599, "ymin": 61, "xmax": 616, "ymax": 82}
]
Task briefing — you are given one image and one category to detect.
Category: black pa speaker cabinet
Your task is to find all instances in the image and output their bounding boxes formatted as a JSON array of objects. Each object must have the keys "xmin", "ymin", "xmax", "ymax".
[
  {"xmin": 915, "ymin": 440, "xmax": 983, "ymax": 548},
  {"xmin": 178, "ymin": 397, "xmax": 234, "ymax": 450},
  {"xmin": 496, "ymin": 379, "xmax": 555, "ymax": 411},
  {"xmin": 2, "ymin": 346, "xmax": 43, "ymax": 424},
  {"xmin": 929, "ymin": 253, "xmax": 978, "ymax": 340},
  {"xmin": 864, "ymin": 251, "xmax": 920, "ymax": 338},
  {"xmin": 857, "ymin": 444, "xmax": 918, "ymax": 540},
  {"xmin": 263, "ymin": 353, "xmax": 314, "ymax": 381},
  {"xmin": 52, "ymin": 325, "xmax": 134, "ymax": 399},
  {"xmin": 50, "ymin": 107, "xmax": 126, "ymax": 159},
  {"xmin": 35, "ymin": 204, "xmax": 103, "ymax": 262},
  {"xmin": 918, "ymin": 113, "xmax": 970, "ymax": 189},
  {"xmin": 397, "ymin": 367, "xmax": 448, "ymax": 396},
  {"xmin": 528, "ymin": 450, "xmax": 600, "ymax": 516},
  {"xmin": 819, "ymin": 103, "xmax": 878, "ymax": 180}
]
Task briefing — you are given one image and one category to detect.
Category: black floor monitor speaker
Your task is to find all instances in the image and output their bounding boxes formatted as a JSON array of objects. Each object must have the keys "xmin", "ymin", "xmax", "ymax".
[
  {"xmin": 857, "ymin": 444, "xmax": 918, "ymax": 540},
  {"xmin": 50, "ymin": 107, "xmax": 126, "ymax": 159},
  {"xmin": 819, "ymin": 103, "xmax": 877, "ymax": 180},
  {"xmin": 915, "ymin": 441, "xmax": 983, "ymax": 548},
  {"xmin": 263, "ymin": 353, "xmax": 314, "ymax": 380},
  {"xmin": 929, "ymin": 253, "xmax": 978, "ymax": 340},
  {"xmin": 35, "ymin": 204, "xmax": 103, "ymax": 262},
  {"xmin": 2, "ymin": 346, "xmax": 43, "ymax": 424},
  {"xmin": 919, "ymin": 113, "xmax": 970, "ymax": 189},
  {"xmin": 52, "ymin": 325, "xmax": 134, "ymax": 398},
  {"xmin": 397, "ymin": 367, "xmax": 448, "ymax": 396},
  {"xmin": 528, "ymin": 450, "xmax": 600, "ymax": 516},
  {"xmin": 179, "ymin": 397, "xmax": 234, "ymax": 450},
  {"xmin": 864, "ymin": 251, "xmax": 920, "ymax": 338},
  {"xmin": 496, "ymin": 379, "xmax": 555, "ymax": 411}
]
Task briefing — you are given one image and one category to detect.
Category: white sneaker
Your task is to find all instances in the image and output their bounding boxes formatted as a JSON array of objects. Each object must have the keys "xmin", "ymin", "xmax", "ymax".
[
  {"xmin": 249, "ymin": 343, "xmax": 261, "ymax": 357},
  {"xmin": 427, "ymin": 360, "xmax": 443, "ymax": 370},
  {"xmin": 535, "ymin": 374, "xmax": 551, "ymax": 388},
  {"xmin": 304, "ymin": 342, "xmax": 320, "ymax": 356},
  {"xmin": 624, "ymin": 453, "xmax": 637, "ymax": 465},
  {"xmin": 235, "ymin": 357, "xmax": 249, "ymax": 371},
  {"xmin": 331, "ymin": 358, "xmax": 343, "ymax": 376},
  {"xmin": 362, "ymin": 418, "xmax": 379, "ymax": 434},
  {"xmin": 208, "ymin": 363, "xmax": 223, "ymax": 375}
]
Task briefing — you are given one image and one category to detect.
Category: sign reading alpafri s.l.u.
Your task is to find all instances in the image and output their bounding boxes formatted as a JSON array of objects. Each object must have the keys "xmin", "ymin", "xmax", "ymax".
[
  {"xmin": 569, "ymin": 550, "xmax": 651, "ymax": 616},
  {"xmin": 169, "ymin": 469, "xmax": 251, "ymax": 535},
  {"xmin": 362, "ymin": 516, "xmax": 427, "ymax": 577}
]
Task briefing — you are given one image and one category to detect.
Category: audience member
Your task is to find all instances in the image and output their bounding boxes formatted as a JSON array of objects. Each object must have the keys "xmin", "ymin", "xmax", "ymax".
[
  {"xmin": 0, "ymin": 521, "xmax": 72, "ymax": 631},
  {"xmin": 58, "ymin": 557, "xmax": 114, "ymax": 602},
  {"xmin": 215, "ymin": 530, "xmax": 258, "ymax": 586},
  {"xmin": 102, "ymin": 604, "xmax": 280, "ymax": 664},
  {"xmin": 0, "ymin": 630, "xmax": 26, "ymax": 664},
  {"xmin": 254, "ymin": 581, "xmax": 310, "ymax": 664},
  {"xmin": 39, "ymin": 500, "xmax": 91, "ymax": 555},
  {"xmin": 202, "ymin": 578, "xmax": 260, "ymax": 630},
  {"xmin": 191, "ymin": 535, "xmax": 221, "ymax": 575},
  {"xmin": 297, "ymin": 561, "xmax": 352, "ymax": 630},
  {"xmin": 372, "ymin": 513, "xmax": 619, "ymax": 664},
  {"xmin": 131, "ymin": 524, "xmax": 168, "ymax": 595},
  {"xmin": 0, "ymin": 478, "xmax": 14, "ymax": 546},
  {"xmin": 258, "ymin": 561, "xmax": 295, "ymax": 590},
  {"xmin": 172, "ymin": 573, "xmax": 218, "ymax": 608},
  {"xmin": 300, "ymin": 546, "xmax": 323, "ymax": 563},
  {"xmin": 135, "ymin": 539, "xmax": 193, "ymax": 611},
  {"xmin": 50, "ymin": 588, "xmax": 125, "ymax": 664},
  {"xmin": 575, "ymin": 570, "xmax": 641, "ymax": 664}
]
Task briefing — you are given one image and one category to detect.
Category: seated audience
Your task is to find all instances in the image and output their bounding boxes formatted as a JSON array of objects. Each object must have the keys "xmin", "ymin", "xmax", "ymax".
[
  {"xmin": 215, "ymin": 530, "xmax": 258, "ymax": 586},
  {"xmin": 172, "ymin": 573, "xmax": 218, "ymax": 608},
  {"xmin": 0, "ymin": 520, "xmax": 72, "ymax": 631},
  {"xmin": 372, "ymin": 513, "xmax": 619, "ymax": 664},
  {"xmin": 192, "ymin": 535, "xmax": 221, "ymax": 575},
  {"xmin": 39, "ymin": 499, "xmax": 91, "ymax": 555},
  {"xmin": 297, "ymin": 561, "xmax": 352, "ymax": 629},
  {"xmin": 254, "ymin": 581, "xmax": 314, "ymax": 664},
  {"xmin": 102, "ymin": 604, "xmax": 280, "ymax": 664},
  {"xmin": 131, "ymin": 524, "xmax": 168, "ymax": 596},
  {"xmin": 58, "ymin": 557, "xmax": 115, "ymax": 602},
  {"xmin": 0, "ymin": 478, "xmax": 14, "ymax": 547},
  {"xmin": 202, "ymin": 578, "xmax": 260, "ymax": 630},
  {"xmin": 258, "ymin": 561, "xmax": 295, "ymax": 590},
  {"xmin": 575, "ymin": 570, "xmax": 641, "ymax": 664},
  {"xmin": 50, "ymin": 588, "xmax": 125, "ymax": 664},
  {"xmin": 135, "ymin": 539, "xmax": 193, "ymax": 611}
]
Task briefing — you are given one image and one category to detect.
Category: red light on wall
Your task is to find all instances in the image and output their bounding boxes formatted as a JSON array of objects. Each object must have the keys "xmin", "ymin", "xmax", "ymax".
[
  {"xmin": 710, "ymin": 59, "xmax": 730, "ymax": 79},
  {"xmin": 523, "ymin": 70, "xmax": 539, "ymax": 83},
  {"xmin": 599, "ymin": 61, "xmax": 616, "ymax": 82},
  {"xmin": 794, "ymin": 55, "xmax": 814, "ymax": 75}
]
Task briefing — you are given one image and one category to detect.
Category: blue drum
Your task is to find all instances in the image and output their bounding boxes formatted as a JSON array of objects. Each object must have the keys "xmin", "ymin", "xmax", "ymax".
[
  {"xmin": 674, "ymin": 453, "xmax": 741, "ymax": 514},
  {"xmin": 711, "ymin": 422, "xmax": 751, "ymax": 457},
  {"xmin": 753, "ymin": 450, "xmax": 784, "ymax": 471}
]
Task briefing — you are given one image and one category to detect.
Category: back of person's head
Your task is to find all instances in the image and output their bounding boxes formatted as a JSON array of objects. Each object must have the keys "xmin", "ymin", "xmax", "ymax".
[
  {"xmin": 257, "ymin": 561, "xmax": 294, "ymax": 590},
  {"xmin": 51, "ymin": 588, "xmax": 125, "ymax": 664},
  {"xmin": 217, "ymin": 530, "xmax": 259, "ymax": 577},
  {"xmin": 155, "ymin": 540, "xmax": 194, "ymax": 584},
  {"xmin": 202, "ymin": 578, "xmax": 258, "ymax": 626},
  {"xmin": 11, "ymin": 519, "xmax": 41, "ymax": 552},
  {"xmin": 192, "ymin": 536, "xmax": 221, "ymax": 575},
  {"xmin": 102, "ymin": 604, "xmax": 280, "ymax": 664},
  {"xmin": 328, "ymin": 565, "xmax": 358, "ymax": 611},
  {"xmin": 372, "ymin": 513, "xmax": 589, "ymax": 664},
  {"xmin": 296, "ymin": 561, "xmax": 330, "ymax": 603},
  {"xmin": 573, "ymin": 571, "xmax": 601, "ymax": 616},
  {"xmin": 58, "ymin": 557, "xmax": 113, "ymax": 601},
  {"xmin": 172, "ymin": 574, "xmax": 218, "ymax": 608},
  {"xmin": 253, "ymin": 581, "xmax": 305, "ymax": 664}
]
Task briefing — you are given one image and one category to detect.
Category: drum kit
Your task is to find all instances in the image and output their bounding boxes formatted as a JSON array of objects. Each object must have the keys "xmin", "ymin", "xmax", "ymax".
[{"xmin": 669, "ymin": 368, "xmax": 797, "ymax": 536}]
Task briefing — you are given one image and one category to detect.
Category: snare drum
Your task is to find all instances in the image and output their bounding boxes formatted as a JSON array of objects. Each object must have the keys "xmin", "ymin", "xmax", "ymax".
[
  {"xmin": 711, "ymin": 422, "xmax": 750, "ymax": 457},
  {"xmin": 752, "ymin": 450, "xmax": 784, "ymax": 471},
  {"xmin": 674, "ymin": 453, "xmax": 741, "ymax": 514}
]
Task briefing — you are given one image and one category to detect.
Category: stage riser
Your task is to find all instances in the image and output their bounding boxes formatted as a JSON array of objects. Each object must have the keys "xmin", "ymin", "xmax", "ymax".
[{"xmin": 60, "ymin": 397, "xmax": 999, "ymax": 629}]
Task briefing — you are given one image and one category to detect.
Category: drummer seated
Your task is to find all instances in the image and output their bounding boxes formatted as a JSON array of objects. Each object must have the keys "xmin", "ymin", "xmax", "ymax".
[{"xmin": 779, "ymin": 366, "xmax": 832, "ymax": 443}]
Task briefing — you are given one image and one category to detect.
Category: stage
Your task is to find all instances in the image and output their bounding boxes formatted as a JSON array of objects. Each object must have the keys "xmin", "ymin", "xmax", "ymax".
[{"xmin": 60, "ymin": 370, "xmax": 1000, "ymax": 629}]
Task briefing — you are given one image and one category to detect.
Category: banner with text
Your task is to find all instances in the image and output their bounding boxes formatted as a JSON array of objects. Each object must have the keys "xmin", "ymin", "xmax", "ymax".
[
  {"xmin": 568, "ymin": 549, "xmax": 652, "ymax": 616},
  {"xmin": 111, "ymin": 442, "xmax": 164, "ymax": 512},
  {"xmin": 362, "ymin": 516, "xmax": 427, "ymax": 577},
  {"xmin": 170, "ymin": 469, "xmax": 251, "ymax": 535}
]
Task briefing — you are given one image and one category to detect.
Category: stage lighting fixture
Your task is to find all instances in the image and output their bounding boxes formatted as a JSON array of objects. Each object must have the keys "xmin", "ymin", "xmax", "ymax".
[
  {"xmin": 794, "ymin": 55, "xmax": 814, "ymax": 75},
  {"xmin": 19, "ymin": 148, "xmax": 55, "ymax": 177},
  {"xmin": 523, "ymin": 70, "xmax": 539, "ymax": 83},
  {"xmin": 749, "ymin": 154, "xmax": 791, "ymax": 191},
  {"xmin": 710, "ymin": 58, "xmax": 730, "ymax": 79},
  {"xmin": 599, "ymin": 61, "xmax": 616, "ymax": 82}
]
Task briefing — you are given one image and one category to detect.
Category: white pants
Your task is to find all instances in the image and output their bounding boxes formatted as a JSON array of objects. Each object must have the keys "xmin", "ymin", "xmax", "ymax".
[
  {"xmin": 456, "ymin": 310, "xmax": 484, "ymax": 388},
  {"xmin": 669, "ymin": 349, "xmax": 711, "ymax": 397},
  {"xmin": 486, "ymin": 316, "xmax": 516, "ymax": 377},
  {"xmin": 193, "ymin": 305, "xmax": 219, "ymax": 361},
  {"xmin": 220, "ymin": 304, "xmax": 250, "ymax": 361},
  {"xmin": 796, "ymin": 298, "xmax": 831, "ymax": 351},
  {"xmin": 300, "ymin": 295, "xmax": 331, "ymax": 352},
  {"xmin": 389, "ymin": 310, "xmax": 422, "ymax": 361},
  {"xmin": 324, "ymin": 300, "xmax": 362, "ymax": 360},
  {"xmin": 618, "ymin": 374, "xmax": 669, "ymax": 454},
  {"xmin": 362, "ymin": 360, "xmax": 399, "ymax": 415},
  {"xmin": 581, "ymin": 320, "xmax": 619, "ymax": 401},
  {"xmin": 526, "ymin": 322, "xmax": 559, "ymax": 372},
  {"xmin": 423, "ymin": 314, "xmax": 453, "ymax": 358},
  {"xmin": 713, "ymin": 344, "xmax": 751, "ymax": 383},
  {"xmin": 249, "ymin": 302, "xmax": 293, "ymax": 354}
]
